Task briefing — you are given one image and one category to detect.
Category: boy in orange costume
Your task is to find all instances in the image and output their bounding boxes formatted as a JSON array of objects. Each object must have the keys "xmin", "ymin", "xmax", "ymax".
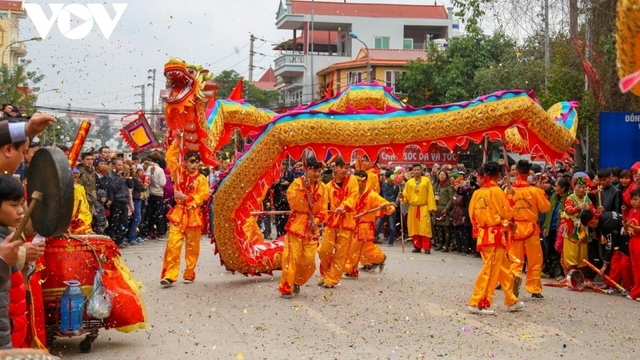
[
  {"xmin": 360, "ymin": 155, "xmax": 380, "ymax": 194},
  {"xmin": 468, "ymin": 162, "xmax": 523, "ymax": 315},
  {"xmin": 278, "ymin": 157, "xmax": 327, "ymax": 299},
  {"xmin": 160, "ymin": 134, "xmax": 211, "ymax": 286},
  {"xmin": 507, "ymin": 160, "xmax": 550, "ymax": 299},
  {"xmin": 344, "ymin": 170, "xmax": 394, "ymax": 277},
  {"xmin": 400, "ymin": 164, "xmax": 436, "ymax": 254},
  {"xmin": 317, "ymin": 157, "xmax": 359, "ymax": 288}
]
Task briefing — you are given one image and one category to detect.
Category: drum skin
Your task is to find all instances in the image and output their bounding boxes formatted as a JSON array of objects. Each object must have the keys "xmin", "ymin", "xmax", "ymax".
[
  {"xmin": 42, "ymin": 235, "xmax": 146, "ymax": 331},
  {"xmin": 27, "ymin": 147, "xmax": 73, "ymax": 237}
]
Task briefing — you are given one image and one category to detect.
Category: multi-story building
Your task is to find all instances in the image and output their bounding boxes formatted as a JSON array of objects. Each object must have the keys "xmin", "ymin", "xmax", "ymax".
[
  {"xmin": 0, "ymin": 0, "xmax": 30, "ymax": 67},
  {"xmin": 273, "ymin": 0, "xmax": 458, "ymax": 109}
]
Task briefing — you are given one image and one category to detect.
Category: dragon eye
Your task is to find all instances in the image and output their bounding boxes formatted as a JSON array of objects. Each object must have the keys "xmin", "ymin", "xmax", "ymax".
[{"xmin": 187, "ymin": 68, "xmax": 196, "ymax": 75}]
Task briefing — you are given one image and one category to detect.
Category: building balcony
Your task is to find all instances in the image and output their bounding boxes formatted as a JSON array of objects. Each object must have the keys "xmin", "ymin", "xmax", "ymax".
[{"xmin": 274, "ymin": 53, "xmax": 306, "ymax": 78}]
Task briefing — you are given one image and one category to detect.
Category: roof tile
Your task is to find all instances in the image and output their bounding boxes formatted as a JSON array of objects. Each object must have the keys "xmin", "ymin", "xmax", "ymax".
[{"xmin": 291, "ymin": 0, "xmax": 448, "ymax": 19}]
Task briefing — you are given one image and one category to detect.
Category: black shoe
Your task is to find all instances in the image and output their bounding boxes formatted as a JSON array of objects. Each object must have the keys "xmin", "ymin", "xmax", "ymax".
[
  {"xmin": 378, "ymin": 255, "xmax": 387, "ymax": 272},
  {"xmin": 495, "ymin": 283, "xmax": 502, "ymax": 290},
  {"xmin": 424, "ymin": 250, "xmax": 431, "ymax": 254},
  {"xmin": 433, "ymin": 245, "xmax": 442, "ymax": 251},
  {"xmin": 411, "ymin": 248, "xmax": 421, "ymax": 253},
  {"xmin": 160, "ymin": 278, "xmax": 174, "ymax": 287},
  {"xmin": 293, "ymin": 284, "xmax": 300, "ymax": 294},
  {"xmin": 442, "ymin": 248, "xmax": 450, "ymax": 253},
  {"xmin": 532, "ymin": 293, "xmax": 544, "ymax": 299}
]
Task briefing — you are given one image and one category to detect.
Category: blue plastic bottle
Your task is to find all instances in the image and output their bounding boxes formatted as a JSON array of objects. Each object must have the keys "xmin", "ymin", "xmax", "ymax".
[{"xmin": 60, "ymin": 280, "xmax": 85, "ymax": 333}]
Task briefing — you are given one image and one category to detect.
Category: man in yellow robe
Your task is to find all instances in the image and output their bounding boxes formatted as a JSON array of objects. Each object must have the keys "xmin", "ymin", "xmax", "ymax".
[
  {"xmin": 70, "ymin": 168, "xmax": 93, "ymax": 235},
  {"xmin": 344, "ymin": 170, "xmax": 394, "ymax": 277},
  {"xmin": 467, "ymin": 162, "xmax": 523, "ymax": 315},
  {"xmin": 508, "ymin": 160, "xmax": 550, "ymax": 299},
  {"xmin": 400, "ymin": 164, "xmax": 436, "ymax": 254},
  {"xmin": 278, "ymin": 158, "xmax": 327, "ymax": 298},
  {"xmin": 317, "ymin": 157, "xmax": 359, "ymax": 288},
  {"xmin": 160, "ymin": 134, "xmax": 211, "ymax": 286}
]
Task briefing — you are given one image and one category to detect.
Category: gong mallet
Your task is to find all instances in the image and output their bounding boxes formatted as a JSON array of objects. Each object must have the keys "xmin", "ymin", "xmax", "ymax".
[
  {"xmin": 13, "ymin": 191, "xmax": 43, "ymax": 243},
  {"xmin": 582, "ymin": 259, "xmax": 629, "ymax": 295}
]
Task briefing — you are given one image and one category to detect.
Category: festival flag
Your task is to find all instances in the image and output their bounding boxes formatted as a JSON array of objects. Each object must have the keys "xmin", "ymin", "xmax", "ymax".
[
  {"xmin": 325, "ymin": 70, "xmax": 336, "ymax": 99},
  {"xmin": 228, "ymin": 78, "xmax": 244, "ymax": 100}
]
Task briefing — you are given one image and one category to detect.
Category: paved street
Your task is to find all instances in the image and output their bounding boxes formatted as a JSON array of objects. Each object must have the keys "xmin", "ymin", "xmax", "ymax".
[{"xmin": 50, "ymin": 238, "xmax": 640, "ymax": 360}]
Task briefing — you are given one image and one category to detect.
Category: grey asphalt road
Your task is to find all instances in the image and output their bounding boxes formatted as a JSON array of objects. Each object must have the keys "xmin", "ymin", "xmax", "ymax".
[{"xmin": 49, "ymin": 238, "xmax": 640, "ymax": 360}]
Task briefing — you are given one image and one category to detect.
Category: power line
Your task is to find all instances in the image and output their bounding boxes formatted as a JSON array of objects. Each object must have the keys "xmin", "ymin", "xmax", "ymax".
[
  {"xmin": 72, "ymin": 87, "xmax": 137, "ymax": 102},
  {"xmin": 36, "ymin": 104, "xmax": 163, "ymax": 116},
  {"xmin": 205, "ymin": 43, "xmax": 250, "ymax": 67}
]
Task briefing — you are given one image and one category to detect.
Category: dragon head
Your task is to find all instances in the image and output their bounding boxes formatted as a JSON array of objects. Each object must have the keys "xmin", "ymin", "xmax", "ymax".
[{"xmin": 164, "ymin": 58, "xmax": 213, "ymax": 107}]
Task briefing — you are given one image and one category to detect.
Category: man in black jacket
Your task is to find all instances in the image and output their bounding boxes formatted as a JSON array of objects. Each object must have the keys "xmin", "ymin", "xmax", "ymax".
[
  {"xmin": 106, "ymin": 159, "xmax": 133, "ymax": 248},
  {"xmin": 580, "ymin": 210, "xmax": 632, "ymax": 293}
]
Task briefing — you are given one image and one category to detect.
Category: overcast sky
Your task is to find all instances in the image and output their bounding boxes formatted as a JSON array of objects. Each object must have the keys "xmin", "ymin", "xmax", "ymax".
[{"xmin": 19, "ymin": 0, "xmax": 454, "ymax": 114}]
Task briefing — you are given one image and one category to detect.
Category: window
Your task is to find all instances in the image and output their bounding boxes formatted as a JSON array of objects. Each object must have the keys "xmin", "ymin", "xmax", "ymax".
[
  {"xmin": 403, "ymin": 38, "xmax": 413, "ymax": 50},
  {"xmin": 374, "ymin": 37, "xmax": 390, "ymax": 49},
  {"xmin": 385, "ymin": 70, "xmax": 407, "ymax": 94},
  {"xmin": 347, "ymin": 71, "xmax": 362, "ymax": 85}
]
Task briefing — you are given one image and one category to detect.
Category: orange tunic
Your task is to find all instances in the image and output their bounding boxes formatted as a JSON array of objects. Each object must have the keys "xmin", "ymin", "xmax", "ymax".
[
  {"xmin": 355, "ymin": 189, "xmax": 395, "ymax": 242},
  {"xmin": 365, "ymin": 168, "xmax": 380, "ymax": 194},
  {"xmin": 325, "ymin": 175, "xmax": 359, "ymax": 230},
  {"xmin": 284, "ymin": 176, "xmax": 328, "ymax": 237},
  {"xmin": 165, "ymin": 141, "xmax": 211, "ymax": 229},
  {"xmin": 509, "ymin": 179, "xmax": 551, "ymax": 240},
  {"xmin": 469, "ymin": 180, "xmax": 514, "ymax": 250}
]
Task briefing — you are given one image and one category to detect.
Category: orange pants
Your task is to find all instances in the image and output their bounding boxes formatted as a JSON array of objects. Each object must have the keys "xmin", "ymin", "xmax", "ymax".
[
  {"xmin": 344, "ymin": 240, "xmax": 365, "ymax": 277},
  {"xmin": 161, "ymin": 225, "xmax": 202, "ymax": 282},
  {"xmin": 278, "ymin": 233, "xmax": 318, "ymax": 295},
  {"xmin": 344, "ymin": 239, "xmax": 385, "ymax": 276},
  {"xmin": 508, "ymin": 235, "xmax": 543, "ymax": 294},
  {"xmin": 318, "ymin": 227, "xmax": 353, "ymax": 286},
  {"xmin": 469, "ymin": 245, "xmax": 518, "ymax": 308},
  {"xmin": 360, "ymin": 242, "xmax": 385, "ymax": 266}
]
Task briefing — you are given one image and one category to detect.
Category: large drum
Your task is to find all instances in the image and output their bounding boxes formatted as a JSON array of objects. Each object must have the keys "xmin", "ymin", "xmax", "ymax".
[{"xmin": 42, "ymin": 235, "xmax": 147, "ymax": 332}]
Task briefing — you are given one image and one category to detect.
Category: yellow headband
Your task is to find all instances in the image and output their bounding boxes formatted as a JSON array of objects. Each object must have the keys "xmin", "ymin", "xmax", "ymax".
[{"xmin": 354, "ymin": 175, "xmax": 366, "ymax": 182}]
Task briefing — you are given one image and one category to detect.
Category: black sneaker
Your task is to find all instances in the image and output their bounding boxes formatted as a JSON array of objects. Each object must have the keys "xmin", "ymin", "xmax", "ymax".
[
  {"xmin": 424, "ymin": 250, "xmax": 431, "ymax": 254},
  {"xmin": 160, "ymin": 278, "xmax": 174, "ymax": 287},
  {"xmin": 532, "ymin": 293, "xmax": 544, "ymax": 299},
  {"xmin": 411, "ymin": 248, "xmax": 421, "ymax": 253},
  {"xmin": 294, "ymin": 285, "xmax": 300, "ymax": 294}
]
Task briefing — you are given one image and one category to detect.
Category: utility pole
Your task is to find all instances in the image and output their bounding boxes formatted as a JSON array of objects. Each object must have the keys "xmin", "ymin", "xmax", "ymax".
[
  {"xmin": 248, "ymin": 34, "xmax": 255, "ymax": 83},
  {"xmin": 147, "ymin": 69, "xmax": 157, "ymax": 129},
  {"xmin": 135, "ymin": 84, "xmax": 146, "ymax": 113},
  {"xmin": 310, "ymin": 0, "xmax": 315, "ymax": 103}
]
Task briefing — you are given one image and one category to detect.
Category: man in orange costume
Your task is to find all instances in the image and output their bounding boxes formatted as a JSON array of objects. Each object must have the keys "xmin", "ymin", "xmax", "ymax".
[
  {"xmin": 318, "ymin": 157, "xmax": 359, "ymax": 288},
  {"xmin": 278, "ymin": 157, "xmax": 327, "ymax": 299},
  {"xmin": 401, "ymin": 164, "xmax": 436, "ymax": 254},
  {"xmin": 357, "ymin": 155, "xmax": 385, "ymax": 264},
  {"xmin": 468, "ymin": 162, "xmax": 523, "ymax": 315},
  {"xmin": 508, "ymin": 160, "xmax": 550, "ymax": 299},
  {"xmin": 344, "ymin": 170, "xmax": 394, "ymax": 277},
  {"xmin": 160, "ymin": 134, "xmax": 211, "ymax": 286}
]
